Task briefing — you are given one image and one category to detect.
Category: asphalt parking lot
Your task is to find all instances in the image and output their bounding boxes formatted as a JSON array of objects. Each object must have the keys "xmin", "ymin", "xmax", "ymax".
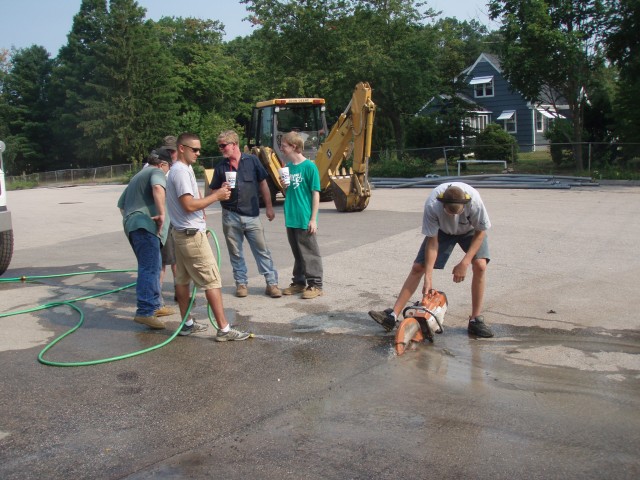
[{"xmin": 1, "ymin": 181, "xmax": 639, "ymax": 479}]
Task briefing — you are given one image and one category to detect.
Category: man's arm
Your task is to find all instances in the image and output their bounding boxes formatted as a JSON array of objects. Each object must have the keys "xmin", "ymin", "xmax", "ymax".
[
  {"xmin": 451, "ymin": 230, "xmax": 486, "ymax": 283},
  {"xmin": 308, "ymin": 190, "xmax": 319, "ymax": 234},
  {"xmin": 151, "ymin": 184, "xmax": 166, "ymax": 234},
  {"xmin": 178, "ymin": 186, "xmax": 231, "ymax": 213},
  {"xmin": 258, "ymin": 179, "xmax": 275, "ymax": 221},
  {"xmin": 423, "ymin": 235, "xmax": 439, "ymax": 293}
]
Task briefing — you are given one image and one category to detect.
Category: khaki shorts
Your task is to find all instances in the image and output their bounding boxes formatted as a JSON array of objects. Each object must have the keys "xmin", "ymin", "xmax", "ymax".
[
  {"xmin": 172, "ymin": 230, "xmax": 222, "ymax": 290},
  {"xmin": 161, "ymin": 225, "xmax": 176, "ymax": 266}
]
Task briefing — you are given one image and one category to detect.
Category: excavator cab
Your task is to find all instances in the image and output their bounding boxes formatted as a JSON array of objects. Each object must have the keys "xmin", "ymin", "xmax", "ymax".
[
  {"xmin": 247, "ymin": 82, "xmax": 375, "ymax": 212},
  {"xmin": 246, "ymin": 98, "xmax": 329, "ymax": 205},
  {"xmin": 248, "ymin": 98, "xmax": 328, "ymax": 160}
]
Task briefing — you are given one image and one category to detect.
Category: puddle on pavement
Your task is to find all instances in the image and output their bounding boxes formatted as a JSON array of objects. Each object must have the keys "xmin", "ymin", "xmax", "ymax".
[
  {"xmin": 492, "ymin": 324, "xmax": 640, "ymax": 379},
  {"xmin": 252, "ymin": 334, "xmax": 311, "ymax": 344}
]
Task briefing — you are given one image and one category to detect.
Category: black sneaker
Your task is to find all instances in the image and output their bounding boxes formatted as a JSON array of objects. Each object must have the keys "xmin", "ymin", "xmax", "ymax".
[
  {"xmin": 468, "ymin": 316, "xmax": 494, "ymax": 338},
  {"xmin": 368, "ymin": 308, "xmax": 397, "ymax": 332}
]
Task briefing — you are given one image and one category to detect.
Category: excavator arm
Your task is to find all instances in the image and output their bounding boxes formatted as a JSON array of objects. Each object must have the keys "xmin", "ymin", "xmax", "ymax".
[{"xmin": 314, "ymin": 82, "xmax": 376, "ymax": 212}]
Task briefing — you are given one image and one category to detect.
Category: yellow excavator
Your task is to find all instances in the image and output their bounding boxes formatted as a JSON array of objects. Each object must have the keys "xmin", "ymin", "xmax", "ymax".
[{"xmin": 245, "ymin": 82, "xmax": 376, "ymax": 212}]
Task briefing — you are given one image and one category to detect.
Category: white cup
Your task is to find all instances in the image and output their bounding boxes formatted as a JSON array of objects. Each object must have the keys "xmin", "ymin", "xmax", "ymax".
[
  {"xmin": 279, "ymin": 167, "xmax": 290, "ymax": 186},
  {"xmin": 225, "ymin": 171, "xmax": 237, "ymax": 189}
]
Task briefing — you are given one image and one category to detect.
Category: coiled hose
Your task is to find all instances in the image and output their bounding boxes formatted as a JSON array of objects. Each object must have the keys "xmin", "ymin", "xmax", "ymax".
[{"xmin": 0, "ymin": 229, "xmax": 222, "ymax": 367}]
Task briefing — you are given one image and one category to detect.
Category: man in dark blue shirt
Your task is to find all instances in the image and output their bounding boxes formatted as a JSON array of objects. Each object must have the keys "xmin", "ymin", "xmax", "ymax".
[{"xmin": 209, "ymin": 130, "xmax": 281, "ymax": 298}]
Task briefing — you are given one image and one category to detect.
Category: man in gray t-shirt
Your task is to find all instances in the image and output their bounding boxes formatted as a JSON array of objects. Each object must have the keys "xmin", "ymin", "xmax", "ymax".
[
  {"xmin": 369, "ymin": 182, "xmax": 494, "ymax": 338},
  {"xmin": 166, "ymin": 132, "xmax": 251, "ymax": 341}
]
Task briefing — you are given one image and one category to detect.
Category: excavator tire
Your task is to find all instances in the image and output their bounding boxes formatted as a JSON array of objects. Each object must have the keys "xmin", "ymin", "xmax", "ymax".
[{"xmin": 0, "ymin": 229, "xmax": 14, "ymax": 275}]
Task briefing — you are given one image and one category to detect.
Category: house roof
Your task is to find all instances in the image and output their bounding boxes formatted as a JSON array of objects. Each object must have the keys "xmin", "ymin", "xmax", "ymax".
[
  {"xmin": 459, "ymin": 52, "xmax": 502, "ymax": 80},
  {"xmin": 416, "ymin": 93, "xmax": 488, "ymax": 116}
]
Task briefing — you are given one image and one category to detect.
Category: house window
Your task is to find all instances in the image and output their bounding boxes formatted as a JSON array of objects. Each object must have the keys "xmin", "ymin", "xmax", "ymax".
[
  {"xmin": 536, "ymin": 110, "xmax": 544, "ymax": 132},
  {"xmin": 466, "ymin": 114, "xmax": 490, "ymax": 134},
  {"xmin": 536, "ymin": 109, "xmax": 558, "ymax": 133},
  {"xmin": 497, "ymin": 110, "xmax": 517, "ymax": 133},
  {"xmin": 470, "ymin": 76, "xmax": 494, "ymax": 98}
]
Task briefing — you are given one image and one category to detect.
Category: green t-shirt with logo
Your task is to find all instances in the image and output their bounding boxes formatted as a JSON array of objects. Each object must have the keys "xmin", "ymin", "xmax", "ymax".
[{"xmin": 283, "ymin": 159, "xmax": 320, "ymax": 229}]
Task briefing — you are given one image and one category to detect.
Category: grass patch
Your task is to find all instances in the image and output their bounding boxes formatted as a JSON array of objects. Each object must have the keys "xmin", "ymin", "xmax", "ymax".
[{"xmin": 6, "ymin": 179, "xmax": 39, "ymax": 190}]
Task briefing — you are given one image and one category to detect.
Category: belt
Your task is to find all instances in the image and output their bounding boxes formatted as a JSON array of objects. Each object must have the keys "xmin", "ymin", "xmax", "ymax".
[{"xmin": 175, "ymin": 228, "xmax": 200, "ymax": 236}]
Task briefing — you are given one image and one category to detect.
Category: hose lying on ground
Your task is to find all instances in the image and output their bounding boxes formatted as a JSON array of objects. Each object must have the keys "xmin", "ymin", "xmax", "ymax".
[{"xmin": 0, "ymin": 229, "xmax": 222, "ymax": 367}]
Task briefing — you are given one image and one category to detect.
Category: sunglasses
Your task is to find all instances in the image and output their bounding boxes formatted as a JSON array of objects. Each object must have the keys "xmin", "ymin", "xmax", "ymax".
[
  {"xmin": 181, "ymin": 144, "xmax": 201, "ymax": 154},
  {"xmin": 217, "ymin": 143, "xmax": 232, "ymax": 149}
]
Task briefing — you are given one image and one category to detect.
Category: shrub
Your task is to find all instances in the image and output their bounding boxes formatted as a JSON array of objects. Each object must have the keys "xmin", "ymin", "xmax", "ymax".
[
  {"xmin": 369, "ymin": 150, "xmax": 434, "ymax": 177},
  {"xmin": 473, "ymin": 124, "xmax": 518, "ymax": 162},
  {"xmin": 545, "ymin": 120, "xmax": 574, "ymax": 167}
]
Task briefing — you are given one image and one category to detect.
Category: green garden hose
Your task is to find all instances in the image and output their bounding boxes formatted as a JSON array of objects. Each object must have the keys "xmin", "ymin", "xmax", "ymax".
[{"xmin": 0, "ymin": 228, "xmax": 222, "ymax": 367}]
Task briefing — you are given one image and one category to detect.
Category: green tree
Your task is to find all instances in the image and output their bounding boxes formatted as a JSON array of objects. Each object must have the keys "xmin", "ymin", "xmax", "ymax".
[
  {"xmin": 433, "ymin": 18, "xmax": 493, "ymax": 85},
  {"xmin": 224, "ymin": 31, "xmax": 277, "ymax": 125},
  {"xmin": 242, "ymin": 0, "xmax": 353, "ymax": 98},
  {"xmin": 488, "ymin": 0, "xmax": 611, "ymax": 170},
  {"xmin": 605, "ymin": 0, "xmax": 640, "ymax": 149},
  {"xmin": 0, "ymin": 46, "xmax": 54, "ymax": 174},
  {"xmin": 79, "ymin": 0, "xmax": 178, "ymax": 165},
  {"xmin": 154, "ymin": 16, "xmax": 249, "ymax": 151},
  {"xmin": 338, "ymin": 2, "xmax": 440, "ymax": 150},
  {"xmin": 243, "ymin": 0, "xmax": 442, "ymax": 150},
  {"xmin": 48, "ymin": 0, "xmax": 108, "ymax": 167},
  {"xmin": 423, "ymin": 18, "xmax": 497, "ymax": 152},
  {"xmin": 0, "ymin": 49, "xmax": 11, "ymax": 142}
]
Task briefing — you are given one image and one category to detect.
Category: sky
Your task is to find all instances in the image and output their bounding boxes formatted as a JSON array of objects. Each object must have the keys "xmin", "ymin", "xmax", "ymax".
[{"xmin": 0, "ymin": 0, "xmax": 497, "ymax": 56}]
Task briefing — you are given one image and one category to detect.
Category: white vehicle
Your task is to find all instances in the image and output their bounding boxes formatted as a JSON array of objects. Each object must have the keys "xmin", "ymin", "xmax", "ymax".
[{"xmin": 0, "ymin": 140, "xmax": 13, "ymax": 275}]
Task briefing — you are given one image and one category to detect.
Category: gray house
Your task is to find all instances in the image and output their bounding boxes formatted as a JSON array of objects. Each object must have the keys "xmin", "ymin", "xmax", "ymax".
[{"xmin": 419, "ymin": 53, "xmax": 567, "ymax": 152}]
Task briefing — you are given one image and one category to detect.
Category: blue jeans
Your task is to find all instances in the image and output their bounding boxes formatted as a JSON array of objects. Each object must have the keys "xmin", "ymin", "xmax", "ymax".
[
  {"xmin": 129, "ymin": 229, "xmax": 162, "ymax": 317},
  {"xmin": 222, "ymin": 210, "xmax": 278, "ymax": 286}
]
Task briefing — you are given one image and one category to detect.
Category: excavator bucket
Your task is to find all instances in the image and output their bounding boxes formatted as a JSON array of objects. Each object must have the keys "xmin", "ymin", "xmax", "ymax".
[{"xmin": 329, "ymin": 167, "xmax": 371, "ymax": 212}]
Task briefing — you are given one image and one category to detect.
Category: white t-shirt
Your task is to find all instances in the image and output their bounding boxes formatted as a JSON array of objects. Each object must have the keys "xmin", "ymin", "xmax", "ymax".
[
  {"xmin": 422, "ymin": 182, "xmax": 491, "ymax": 237},
  {"xmin": 166, "ymin": 161, "xmax": 206, "ymax": 231}
]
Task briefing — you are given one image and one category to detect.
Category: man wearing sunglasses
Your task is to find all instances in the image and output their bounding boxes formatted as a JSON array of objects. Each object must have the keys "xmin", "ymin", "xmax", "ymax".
[
  {"xmin": 368, "ymin": 182, "xmax": 494, "ymax": 338},
  {"xmin": 209, "ymin": 130, "xmax": 281, "ymax": 299},
  {"xmin": 165, "ymin": 132, "xmax": 250, "ymax": 341}
]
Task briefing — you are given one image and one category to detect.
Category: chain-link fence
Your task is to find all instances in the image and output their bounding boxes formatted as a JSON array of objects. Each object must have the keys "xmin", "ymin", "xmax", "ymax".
[
  {"xmin": 368, "ymin": 142, "xmax": 640, "ymax": 177},
  {"xmin": 6, "ymin": 164, "xmax": 134, "ymax": 187},
  {"xmin": 4, "ymin": 143, "xmax": 639, "ymax": 188}
]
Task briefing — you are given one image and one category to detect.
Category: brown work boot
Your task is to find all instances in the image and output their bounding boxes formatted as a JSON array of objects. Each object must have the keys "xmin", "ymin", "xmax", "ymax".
[
  {"xmin": 301, "ymin": 286, "xmax": 323, "ymax": 299},
  {"xmin": 236, "ymin": 284, "xmax": 248, "ymax": 297},
  {"xmin": 282, "ymin": 283, "xmax": 306, "ymax": 295},
  {"xmin": 155, "ymin": 306, "xmax": 176, "ymax": 317},
  {"xmin": 134, "ymin": 315, "xmax": 166, "ymax": 329},
  {"xmin": 265, "ymin": 284, "xmax": 282, "ymax": 298}
]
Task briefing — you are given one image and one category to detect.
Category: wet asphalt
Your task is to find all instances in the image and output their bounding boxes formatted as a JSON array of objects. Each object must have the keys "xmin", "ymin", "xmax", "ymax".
[{"xmin": 0, "ymin": 182, "xmax": 639, "ymax": 479}]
